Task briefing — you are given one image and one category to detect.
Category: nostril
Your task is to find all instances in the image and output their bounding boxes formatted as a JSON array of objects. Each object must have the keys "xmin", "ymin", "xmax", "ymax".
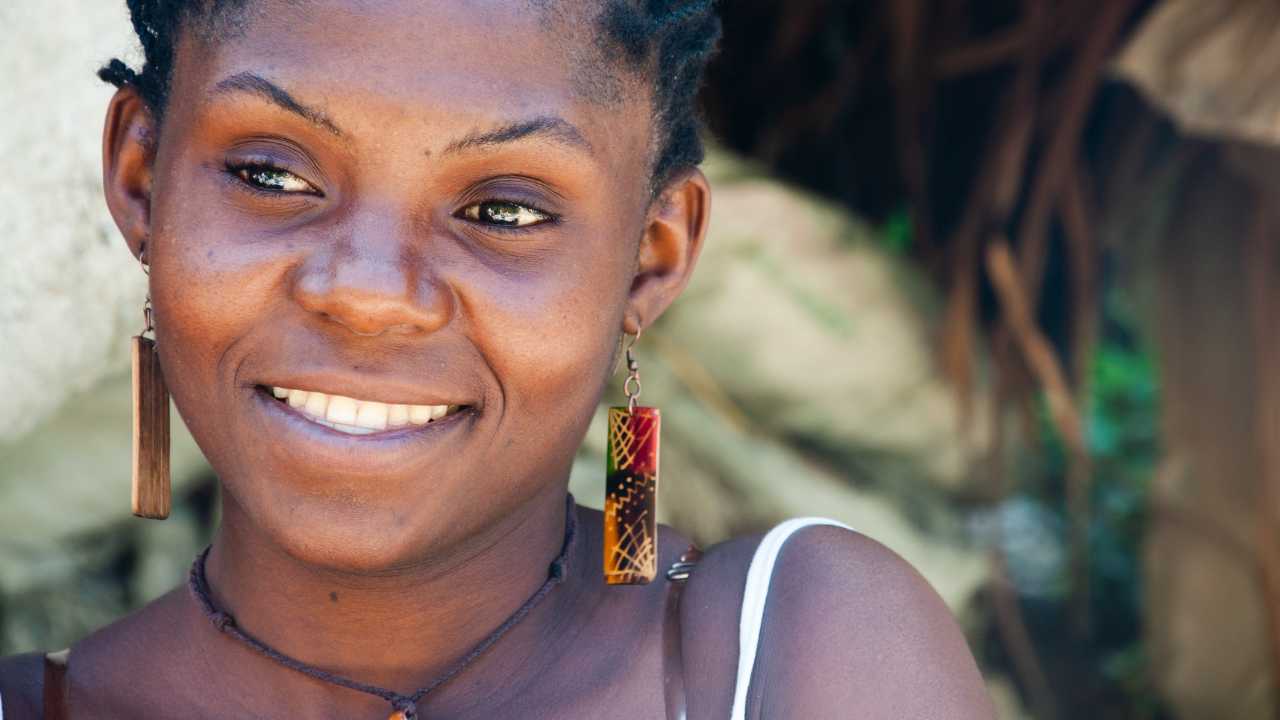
[
  {"xmin": 293, "ymin": 261, "xmax": 452, "ymax": 337},
  {"xmin": 385, "ymin": 322, "xmax": 423, "ymax": 336},
  {"xmin": 319, "ymin": 311, "xmax": 386, "ymax": 337}
]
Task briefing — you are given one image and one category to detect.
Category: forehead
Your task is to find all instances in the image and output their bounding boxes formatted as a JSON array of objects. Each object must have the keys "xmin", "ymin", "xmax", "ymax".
[{"xmin": 175, "ymin": 0, "xmax": 649, "ymax": 162}]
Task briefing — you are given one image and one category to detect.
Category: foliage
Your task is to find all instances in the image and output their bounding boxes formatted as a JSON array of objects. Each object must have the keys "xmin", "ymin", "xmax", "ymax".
[{"xmin": 999, "ymin": 279, "xmax": 1167, "ymax": 717}]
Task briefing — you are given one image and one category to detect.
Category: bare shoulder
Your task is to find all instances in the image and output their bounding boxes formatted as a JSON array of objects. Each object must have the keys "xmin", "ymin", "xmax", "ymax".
[
  {"xmin": 684, "ymin": 523, "xmax": 994, "ymax": 719},
  {"xmin": 677, "ymin": 530, "xmax": 771, "ymax": 718},
  {"xmin": 30, "ymin": 587, "xmax": 198, "ymax": 719},
  {"xmin": 0, "ymin": 652, "xmax": 44, "ymax": 719}
]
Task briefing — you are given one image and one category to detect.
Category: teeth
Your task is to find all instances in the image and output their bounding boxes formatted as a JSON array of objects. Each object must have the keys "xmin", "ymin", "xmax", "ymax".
[
  {"xmin": 326, "ymin": 395, "xmax": 358, "ymax": 425},
  {"xmin": 304, "ymin": 391, "xmax": 329, "ymax": 418},
  {"xmin": 269, "ymin": 387, "xmax": 457, "ymax": 435},
  {"xmin": 314, "ymin": 418, "xmax": 378, "ymax": 435},
  {"xmin": 409, "ymin": 404, "xmax": 433, "ymax": 425},
  {"xmin": 355, "ymin": 400, "xmax": 389, "ymax": 431}
]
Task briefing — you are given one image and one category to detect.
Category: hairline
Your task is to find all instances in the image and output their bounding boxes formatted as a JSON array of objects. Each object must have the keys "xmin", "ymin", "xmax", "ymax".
[{"xmin": 134, "ymin": 0, "xmax": 692, "ymax": 194}]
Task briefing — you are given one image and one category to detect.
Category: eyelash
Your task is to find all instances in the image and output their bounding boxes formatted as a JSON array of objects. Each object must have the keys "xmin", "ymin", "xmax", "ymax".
[
  {"xmin": 225, "ymin": 160, "xmax": 320, "ymax": 197},
  {"xmin": 223, "ymin": 162, "xmax": 558, "ymax": 233},
  {"xmin": 455, "ymin": 199, "xmax": 557, "ymax": 234}
]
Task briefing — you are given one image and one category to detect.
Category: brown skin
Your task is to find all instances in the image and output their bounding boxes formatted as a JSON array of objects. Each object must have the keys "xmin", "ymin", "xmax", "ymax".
[{"xmin": 0, "ymin": 1, "xmax": 993, "ymax": 717}]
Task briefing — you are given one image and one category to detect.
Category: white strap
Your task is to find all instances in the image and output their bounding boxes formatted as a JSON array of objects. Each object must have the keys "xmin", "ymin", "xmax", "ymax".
[{"xmin": 729, "ymin": 517, "xmax": 853, "ymax": 720}]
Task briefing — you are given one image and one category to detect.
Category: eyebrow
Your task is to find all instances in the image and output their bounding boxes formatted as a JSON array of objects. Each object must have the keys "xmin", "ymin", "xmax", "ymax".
[
  {"xmin": 208, "ymin": 73, "xmax": 590, "ymax": 156},
  {"xmin": 210, "ymin": 72, "xmax": 345, "ymax": 138},
  {"xmin": 443, "ymin": 116, "xmax": 593, "ymax": 156}
]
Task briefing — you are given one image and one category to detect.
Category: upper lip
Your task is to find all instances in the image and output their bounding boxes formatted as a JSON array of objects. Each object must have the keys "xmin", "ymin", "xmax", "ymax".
[{"xmin": 253, "ymin": 372, "xmax": 475, "ymax": 408}]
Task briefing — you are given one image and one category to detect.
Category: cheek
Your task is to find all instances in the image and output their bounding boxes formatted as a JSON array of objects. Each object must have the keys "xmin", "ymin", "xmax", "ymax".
[
  {"xmin": 460, "ymin": 235, "xmax": 635, "ymax": 421},
  {"xmin": 147, "ymin": 146, "xmax": 304, "ymax": 363},
  {"xmin": 151, "ymin": 225, "xmax": 281, "ymax": 361},
  {"xmin": 146, "ymin": 187, "xmax": 298, "ymax": 465}
]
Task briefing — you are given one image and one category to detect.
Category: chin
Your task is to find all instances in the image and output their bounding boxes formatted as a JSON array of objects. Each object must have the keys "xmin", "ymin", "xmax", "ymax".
[
  {"xmin": 272, "ymin": 503, "xmax": 447, "ymax": 575},
  {"xmin": 219, "ymin": 471, "xmax": 458, "ymax": 575}
]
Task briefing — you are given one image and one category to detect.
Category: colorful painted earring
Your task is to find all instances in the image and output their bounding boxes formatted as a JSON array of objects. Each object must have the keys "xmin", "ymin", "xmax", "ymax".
[
  {"xmin": 604, "ymin": 328, "xmax": 660, "ymax": 584},
  {"xmin": 131, "ymin": 245, "xmax": 170, "ymax": 519}
]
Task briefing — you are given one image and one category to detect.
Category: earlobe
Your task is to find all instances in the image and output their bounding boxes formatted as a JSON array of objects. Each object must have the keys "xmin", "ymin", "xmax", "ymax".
[
  {"xmin": 624, "ymin": 168, "xmax": 712, "ymax": 334},
  {"xmin": 102, "ymin": 87, "xmax": 158, "ymax": 261}
]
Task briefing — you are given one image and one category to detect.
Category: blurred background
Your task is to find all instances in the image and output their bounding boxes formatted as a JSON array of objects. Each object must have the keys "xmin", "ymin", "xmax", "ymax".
[{"xmin": 2, "ymin": 0, "xmax": 1278, "ymax": 717}]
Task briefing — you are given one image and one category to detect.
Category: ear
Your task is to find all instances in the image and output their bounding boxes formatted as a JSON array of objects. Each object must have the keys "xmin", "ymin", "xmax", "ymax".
[
  {"xmin": 623, "ymin": 167, "xmax": 712, "ymax": 334},
  {"xmin": 102, "ymin": 87, "xmax": 159, "ymax": 261}
]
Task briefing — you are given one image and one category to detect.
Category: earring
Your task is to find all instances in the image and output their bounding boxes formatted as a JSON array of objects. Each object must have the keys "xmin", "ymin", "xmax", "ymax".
[
  {"xmin": 604, "ymin": 328, "xmax": 660, "ymax": 585},
  {"xmin": 131, "ymin": 245, "xmax": 170, "ymax": 519}
]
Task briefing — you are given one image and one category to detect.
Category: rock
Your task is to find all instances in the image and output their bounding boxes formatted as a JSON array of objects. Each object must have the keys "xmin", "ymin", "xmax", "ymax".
[
  {"xmin": 1115, "ymin": 0, "xmax": 1280, "ymax": 147},
  {"xmin": 663, "ymin": 150, "xmax": 989, "ymax": 499},
  {"xmin": 1098, "ymin": 117, "xmax": 1278, "ymax": 719},
  {"xmin": 0, "ymin": 0, "xmax": 141, "ymax": 442}
]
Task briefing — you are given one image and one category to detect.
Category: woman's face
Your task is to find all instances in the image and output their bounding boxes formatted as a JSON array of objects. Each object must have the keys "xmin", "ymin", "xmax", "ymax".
[{"xmin": 103, "ymin": 0, "xmax": 707, "ymax": 571}]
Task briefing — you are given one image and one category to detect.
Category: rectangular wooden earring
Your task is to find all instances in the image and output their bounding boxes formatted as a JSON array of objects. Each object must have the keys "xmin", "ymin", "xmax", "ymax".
[
  {"xmin": 604, "ymin": 406, "xmax": 660, "ymax": 584},
  {"xmin": 131, "ymin": 335, "xmax": 171, "ymax": 519}
]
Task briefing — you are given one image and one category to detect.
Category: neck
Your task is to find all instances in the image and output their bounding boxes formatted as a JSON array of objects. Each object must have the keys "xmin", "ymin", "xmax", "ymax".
[{"xmin": 195, "ymin": 487, "xmax": 584, "ymax": 713}]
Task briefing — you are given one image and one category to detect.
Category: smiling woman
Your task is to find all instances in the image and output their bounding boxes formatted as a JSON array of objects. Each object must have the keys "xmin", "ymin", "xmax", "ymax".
[{"xmin": 0, "ymin": 1, "xmax": 993, "ymax": 718}]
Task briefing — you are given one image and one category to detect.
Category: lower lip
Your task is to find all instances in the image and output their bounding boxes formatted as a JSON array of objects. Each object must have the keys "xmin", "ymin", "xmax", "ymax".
[{"xmin": 253, "ymin": 386, "xmax": 473, "ymax": 442}]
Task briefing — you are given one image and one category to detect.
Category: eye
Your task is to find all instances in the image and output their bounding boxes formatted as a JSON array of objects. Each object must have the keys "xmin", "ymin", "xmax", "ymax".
[
  {"xmin": 228, "ymin": 163, "xmax": 318, "ymax": 194},
  {"xmin": 461, "ymin": 200, "xmax": 552, "ymax": 229}
]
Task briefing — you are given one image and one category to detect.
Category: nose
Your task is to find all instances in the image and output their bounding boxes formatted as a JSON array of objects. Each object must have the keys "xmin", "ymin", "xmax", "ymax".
[{"xmin": 291, "ymin": 215, "xmax": 453, "ymax": 338}]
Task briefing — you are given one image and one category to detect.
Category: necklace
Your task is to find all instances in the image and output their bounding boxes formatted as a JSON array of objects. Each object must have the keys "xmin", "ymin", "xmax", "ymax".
[{"xmin": 188, "ymin": 494, "xmax": 578, "ymax": 720}]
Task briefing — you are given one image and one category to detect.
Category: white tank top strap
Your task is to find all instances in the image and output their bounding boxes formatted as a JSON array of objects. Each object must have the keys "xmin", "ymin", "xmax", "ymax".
[{"xmin": 729, "ymin": 517, "xmax": 853, "ymax": 720}]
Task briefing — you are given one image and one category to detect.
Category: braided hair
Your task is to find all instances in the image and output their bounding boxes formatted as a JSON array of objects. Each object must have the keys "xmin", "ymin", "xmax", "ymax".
[
  {"xmin": 598, "ymin": 0, "xmax": 721, "ymax": 189},
  {"xmin": 99, "ymin": 0, "xmax": 721, "ymax": 191}
]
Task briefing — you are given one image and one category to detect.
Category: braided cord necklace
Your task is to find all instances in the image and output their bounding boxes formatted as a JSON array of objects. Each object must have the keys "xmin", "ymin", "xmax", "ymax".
[{"xmin": 188, "ymin": 494, "xmax": 579, "ymax": 720}]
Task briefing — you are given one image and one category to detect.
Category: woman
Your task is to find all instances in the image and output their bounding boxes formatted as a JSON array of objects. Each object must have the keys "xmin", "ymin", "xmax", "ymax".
[{"xmin": 0, "ymin": 1, "xmax": 993, "ymax": 717}]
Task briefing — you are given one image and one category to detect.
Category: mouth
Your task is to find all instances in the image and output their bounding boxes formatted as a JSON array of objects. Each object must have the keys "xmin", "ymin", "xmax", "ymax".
[{"xmin": 258, "ymin": 384, "xmax": 470, "ymax": 436}]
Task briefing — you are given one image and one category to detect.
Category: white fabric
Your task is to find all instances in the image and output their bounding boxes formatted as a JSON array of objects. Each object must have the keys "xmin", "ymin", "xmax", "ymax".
[{"xmin": 729, "ymin": 517, "xmax": 854, "ymax": 720}]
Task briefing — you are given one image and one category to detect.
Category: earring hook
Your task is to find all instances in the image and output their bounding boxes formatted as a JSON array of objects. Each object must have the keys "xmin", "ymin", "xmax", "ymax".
[
  {"xmin": 610, "ymin": 324, "xmax": 644, "ymax": 376},
  {"xmin": 139, "ymin": 241, "xmax": 154, "ymax": 338},
  {"xmin": 623, "ymin": 326, "xmax": 643, "ymax": 413}
]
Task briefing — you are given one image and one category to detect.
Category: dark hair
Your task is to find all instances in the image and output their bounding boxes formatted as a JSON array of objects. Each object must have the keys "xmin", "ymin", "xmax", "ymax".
[{"xmin": 99, "ymin": 0, "xmax": 721, "ymax": 191}]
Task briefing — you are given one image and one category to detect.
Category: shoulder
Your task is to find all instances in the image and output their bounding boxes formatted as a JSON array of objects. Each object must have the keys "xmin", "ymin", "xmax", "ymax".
[
  {"xmin": 685, "ymin": 522, "xmax": 994, "ymax": 719},
  {"xmin": 65, "ymin": 587, "xmax": 198, "ymax": 716},
  {"xmin": 0, "ymin": 652, "xmax": 45, "ymax": 719},
  {"xmin": 3, "ymin": 588, "xmax": 198, "ymax": 719}
]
